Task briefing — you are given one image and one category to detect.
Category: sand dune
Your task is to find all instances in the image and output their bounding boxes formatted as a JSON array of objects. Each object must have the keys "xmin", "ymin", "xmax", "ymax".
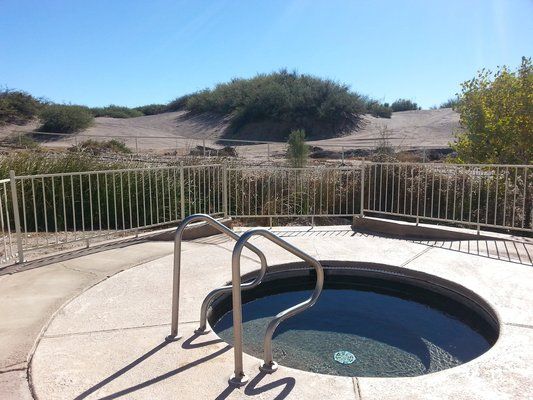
[{"xmin": 2, "ymin": 108, "xmax": 460, "ymax": 154}]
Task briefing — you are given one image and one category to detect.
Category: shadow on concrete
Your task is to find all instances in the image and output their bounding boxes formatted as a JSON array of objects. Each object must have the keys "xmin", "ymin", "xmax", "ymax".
[
  {"xmin": 413, "ymin": 239, "xmax": 533, "ymax": 266},
  {"xmin": 182, "ymin": 331, "xmax": 223, "ymax": 349},
  {"xmin": 0, "ymin": 237, "xmax": 153, "ymax": 276},
  {"xmin": 215, "ymin": 371, "xmax": 296, "ymax": 400},
  {"xmin": 74, "ymin": 336, "xmax": 231, "ymax": 399},
  {"xmin": 73, "ymin": 340, "xmax": 171, "ymax": 400}
]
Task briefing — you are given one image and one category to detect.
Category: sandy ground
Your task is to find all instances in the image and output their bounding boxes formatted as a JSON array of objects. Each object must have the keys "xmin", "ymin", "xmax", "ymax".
[{"xmin": 0, "ymin": 109, "xmax": 460, "ymax": 159}]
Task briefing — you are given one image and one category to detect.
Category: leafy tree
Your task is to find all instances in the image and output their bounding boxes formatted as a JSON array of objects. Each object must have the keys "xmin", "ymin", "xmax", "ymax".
[
  {"xmin": 453, "ymin": 57, "xmax": 532, "ymax": 164},
  {"xmin": 287, "ymin": 129, "xmax": 309, "ymax": 167}
]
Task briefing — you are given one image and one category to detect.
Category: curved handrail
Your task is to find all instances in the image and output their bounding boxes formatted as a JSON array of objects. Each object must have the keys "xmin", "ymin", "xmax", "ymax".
[
  {"xmin": 229, "ymin": 228, "xmax": 324, "ymax": 386},
  {"xmin": 168, "ymin": 214, "xmax": 268, "ymax": 340}
]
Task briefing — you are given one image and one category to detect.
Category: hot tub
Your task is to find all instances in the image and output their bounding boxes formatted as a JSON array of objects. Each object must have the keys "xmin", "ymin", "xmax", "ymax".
[{"xmin": 208, "ymin": 262, "xmax": 499, "ymax": 377}]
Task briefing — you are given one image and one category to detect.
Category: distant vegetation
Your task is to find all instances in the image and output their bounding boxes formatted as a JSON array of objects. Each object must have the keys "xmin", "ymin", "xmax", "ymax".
[
  {"xmin": 453, "ymin": 57, "xmax": 532, "ymax": 164},
  {"xmin": 439, "ymin": 97, "xmax": 460, "ymax": 109},
  {"xmin": 1, "ymin": 71, "xmax": 434, "ymax": 140},
  {"xmin": 286, "ymin": 129, "xmax": 310, "ymax": 167},
  {"xmin": 0, "ymin": 151, "xmax": 132, "ymax": 178},
  {"xmin": 366, "ymin": 101, "xmax": 392, "ymax": 118},
  {"xmin": 0, "ymin": 89, "xmax": 44, "ymax": 125},
  {"xmin": 70, "ymin": 139, "xmax": 132, "ymax": 155},
  {"xmin": 176, "ymin": 70, "xmax": 396, "ymax": 140},
  {"xmin": 39, "ymin": 104, "xmax": 94, "ymax": 133},
  {"xmin": 390, "ymin": 98, "xmax": 419, "ymax": 112},
  {"xmin": 133, "ymin": 103, "xmax": 167, "ymax": 115},
  {"xmin": 90, "ymin": 105, "xmax": 144, "ymax": 118}
]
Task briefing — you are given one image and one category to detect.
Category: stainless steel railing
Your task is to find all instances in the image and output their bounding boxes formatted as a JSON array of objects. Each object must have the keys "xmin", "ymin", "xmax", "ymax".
[
  {"xmin": 229, "ymin": 229, "xmax": 324, "ymax": 387},
  {"xmin": 167, "ymin": 214, "xmax": 268, "ymax": 340}
]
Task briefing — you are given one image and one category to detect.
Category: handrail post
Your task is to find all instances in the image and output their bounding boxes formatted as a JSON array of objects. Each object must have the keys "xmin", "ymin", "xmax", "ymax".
[
  {"xmin": 167, "ymin": 214, "xmax": 268, "ymax": 345},
  {"xmin": 222, "ymin": 163, "xmax": 228, "ymax": 217},
  {"xmin": 229, "ymin": 248, "xmax": 248, "ymax": 387},
  {"xmin": 360, "ymin": 162, "xmax": 365, "ymax": 217},
  {"xmin": 9, "ymin": 171, "xmax": 24, "ymax": 263},
  {"xmin": 180, "ymin": 163, "xmax": 185, "ymax": 220},
  {"xmin": 230, "ymin": 229, "xmax": 324, "ymax": 385}
]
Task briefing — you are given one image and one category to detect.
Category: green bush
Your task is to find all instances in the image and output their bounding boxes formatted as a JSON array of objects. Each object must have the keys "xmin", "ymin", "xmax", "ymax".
[
  {"xmin": 167, "ymin": 95, "xmax": 193, "ymax": 112},
  {"xmin": 39, "ymin": 104, "xmax": 94, "ymax": 133},
  {"xmin": 182, "ymin": 70, "xmax": 366, "ymax": 139},
  {"xmin": 287, "ymin": 129, "xmax": 310, "ymax": 167},
  {"xmin": 365, "ymin": 100, "xmax": 392, "ymax": 118},
  {"xmin": 134, "ymin": 104, "xmax": 167, "ymax": 115},
  {"xmin": 439, "ymin": 97, "xmax": 460, "ymax": 109},
  {"xmin": 453, "ymin": 57, "xmax": 533, "ymax": 164},
  {"xmin": 90, "ymin": 105, "xmax": 143, "ymax": 118},
  {"xmin": 0, "ymin": 89, "xmax": 43, "ymax": 125},
  {"xmin": 391, "ymin": 98, "xmax": 419, "ymax": 112}
]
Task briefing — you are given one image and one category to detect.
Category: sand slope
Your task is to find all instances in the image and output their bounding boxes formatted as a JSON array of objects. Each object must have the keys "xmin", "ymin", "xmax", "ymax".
[{"xmin": 1, "ymin": 108, "xmax": 460, "ymax": 152}]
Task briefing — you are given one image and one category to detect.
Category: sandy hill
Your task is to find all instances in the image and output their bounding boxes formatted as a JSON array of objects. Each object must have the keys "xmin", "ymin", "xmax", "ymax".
[{"xmin": 1, "ymin": 108, "xmax": 460, "ymax": 152}]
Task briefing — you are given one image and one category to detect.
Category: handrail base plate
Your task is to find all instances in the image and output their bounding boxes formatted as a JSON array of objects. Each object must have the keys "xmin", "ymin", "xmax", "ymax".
[
  {"xmin": 229, "ymin": 373, "xmax": 249, "ymax": 387},
  {"xmin": 259, "ymin": 361, "xmax": 279, "ymax": 373},
  {"xmin": 164, "ymin": 334, "xmax": 182, "ymax": 342}
]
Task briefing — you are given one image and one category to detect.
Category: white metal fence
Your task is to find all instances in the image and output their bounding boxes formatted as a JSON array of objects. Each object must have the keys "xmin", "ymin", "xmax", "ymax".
[
  {"xmin": 227, "ymin": 166, "xmax": 363, "ymax": 220},
  {"xmin": 364, "ymin": 163, "xmax": 533, "ymax": 233},
  {"xmin": 1, "ymin": 162, "xmax": 531, "ymax": 265}
]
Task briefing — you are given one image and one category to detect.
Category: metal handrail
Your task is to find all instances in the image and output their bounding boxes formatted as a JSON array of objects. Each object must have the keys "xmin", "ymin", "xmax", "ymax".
[
  {"xmin": 167, "ymin": 214, "xmax": 268, "ymax": 341},
  {"xmin": 229, "ymin": 228, "xmax": 324, "ymax": 387}
]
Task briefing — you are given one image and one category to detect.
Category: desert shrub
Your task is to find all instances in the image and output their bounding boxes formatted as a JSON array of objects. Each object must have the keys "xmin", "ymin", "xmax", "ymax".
[
  {"xmin": 0, "ymin": 89, "xmax": 43, "ymax": 125},
  {"xmin": 286, "ymin": 129, "xmax": 310, "ymax": 167},
  {"xmin": 167, "ymin": 94, "xmax": 193, "ymax": 111},
  {"xmin": 391, "ymin": 98, "xmax": 419, "ymax": 112},
  {"xmin": 39, "ymin": 104, "xmax": 94, "ymax": 133},
  {"xmin": 70, "ymin": 139, "xmax": 132, "ymax": 155},
  {"xmin": 453, "ymin": 57, "xmax": 533, "ymax": 164},
  {"xmin": 182, "ymin": 70, "xmax": 366, "ymax": 139},
  {"xmin": 134, "ymin": 104, "xmax": 167, "ymax": 115},
  {"xmin": 0, "ymin": 151, "xmax": 131, "ymax": 177},
  {"xmin": 372, "ymin": 126, "xmax": 396, "ymax": 161},
  {"xmin": 7, "ymin": 133, "xmax": 41, "ymax": 149},
  {"xmin": 439, "ymin": 97, "xmax": 460, "ymax": 109},
  {"xmin": 365, "ymin": 101, "xmax": 392, "ymax": 118},
  {"xmin": 90, "ymin": 105, "xmax": 143, "ymax": 118}
]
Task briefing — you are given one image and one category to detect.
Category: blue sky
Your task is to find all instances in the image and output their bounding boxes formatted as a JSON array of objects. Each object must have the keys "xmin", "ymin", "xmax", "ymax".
[{"xmin": 1, "ymin": 0, "xmax": 531, "ymax": 108}]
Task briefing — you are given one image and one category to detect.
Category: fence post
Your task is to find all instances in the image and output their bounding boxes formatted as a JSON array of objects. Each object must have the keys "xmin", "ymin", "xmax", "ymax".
[
  {"xmin": 360, "ymin": 162, "xmax": 365, "ymax": 217},
  {"xmin": 9, "ymin": 170, "xmax": 24, "ymax": 263},
  {"xmin": 180, "ymin": 163, "xmax": 185, "ymax": 220},
  {"xmin": 203, "ymin": 139, "xmax": 206, "ymax": 158},
  {"xmin": 267, "ymin": 143, "xmax": 270, "ymax": 162},
  {"xmin": 222, "ymin": 163, "xmax": 228, "ymax": 217}
]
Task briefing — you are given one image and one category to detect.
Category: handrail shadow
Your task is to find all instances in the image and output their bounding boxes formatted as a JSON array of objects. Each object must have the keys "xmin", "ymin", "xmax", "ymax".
[
  {"xmin": 413, "ymin": 238, "xmax": 533, "ymax": 266},
  {"xmin": 74, "ymin": 335, "xmax": 231, "ymax": 400},
  {"xmin": 215, "ymin": 371, "xmax": 296, "ymax": 400}
]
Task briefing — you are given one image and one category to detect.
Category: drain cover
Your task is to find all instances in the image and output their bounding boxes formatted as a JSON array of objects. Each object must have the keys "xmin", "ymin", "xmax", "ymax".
[{"xmin": 334, "ymin": 351, "xmax": 356, "ymax": 365}]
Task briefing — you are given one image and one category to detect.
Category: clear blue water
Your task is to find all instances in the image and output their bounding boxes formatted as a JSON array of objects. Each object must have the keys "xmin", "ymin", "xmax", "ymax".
[{"xmin": 211, "ymin": 273, "xmax": 496, "ymax": 377}]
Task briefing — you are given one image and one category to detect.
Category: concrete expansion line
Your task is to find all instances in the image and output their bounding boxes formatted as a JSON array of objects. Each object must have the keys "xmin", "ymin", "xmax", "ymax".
[{"xmin": 399, "ymin": 246, "xmax": 433, "ymax": 268}]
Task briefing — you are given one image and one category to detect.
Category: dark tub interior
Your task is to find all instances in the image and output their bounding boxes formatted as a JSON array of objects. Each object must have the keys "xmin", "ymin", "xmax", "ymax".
[{"xmin": 209, "ymin": 265, "xmax": 499, "ymax": 377}]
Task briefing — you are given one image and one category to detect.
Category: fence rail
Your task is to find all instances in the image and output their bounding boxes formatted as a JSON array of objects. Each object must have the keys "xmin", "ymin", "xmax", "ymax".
[
  {"xmin": 364, "ymin": 163, "xmax": 533, "ymax": 232},
  {"xmin": 1, "ymin": 162, "xmax": 531, "ymax": 265}
]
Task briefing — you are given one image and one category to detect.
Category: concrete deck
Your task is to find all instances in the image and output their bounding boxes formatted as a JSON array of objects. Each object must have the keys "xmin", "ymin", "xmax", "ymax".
[{"xmin": 2, "ymin": 226, "xmax": 532, "ymax": 399}]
